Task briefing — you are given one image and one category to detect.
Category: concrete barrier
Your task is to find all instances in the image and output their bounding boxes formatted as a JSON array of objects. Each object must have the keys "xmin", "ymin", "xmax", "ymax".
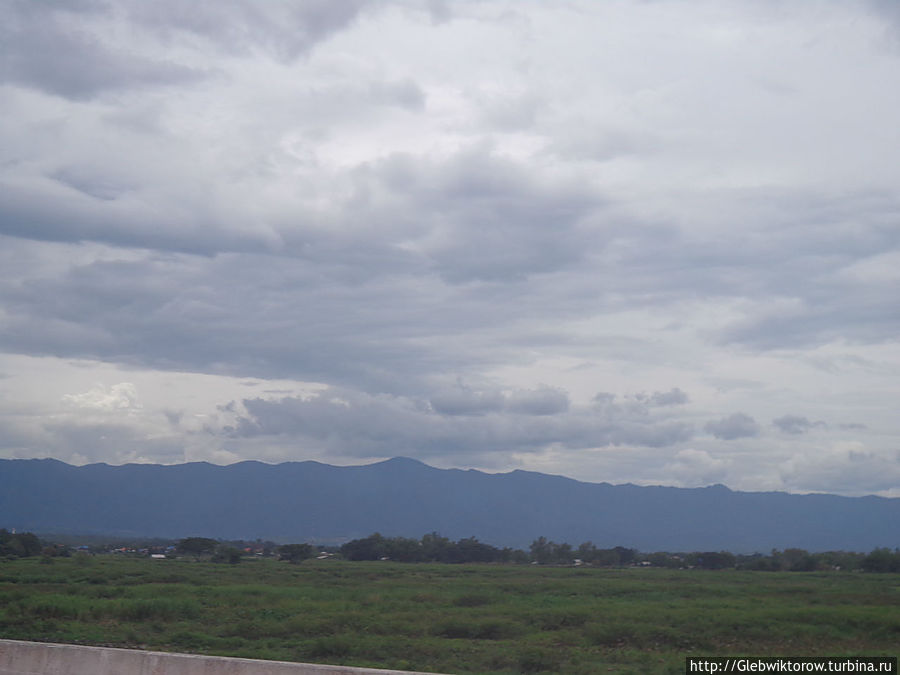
[{"xmin": 0, "ymin": 640, "xmax": 447, "ymax": 675}]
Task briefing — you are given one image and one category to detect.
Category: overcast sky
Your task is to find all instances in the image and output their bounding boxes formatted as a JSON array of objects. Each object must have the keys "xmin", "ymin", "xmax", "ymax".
[{"xmin": 2, "ymin": 0, "xmax": 899, "ymax": 497}]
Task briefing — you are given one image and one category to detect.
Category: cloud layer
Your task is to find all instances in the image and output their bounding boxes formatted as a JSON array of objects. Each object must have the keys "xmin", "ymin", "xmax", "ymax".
[{"xmin": 1, "ymin": 0, "xmax": 899, "ymax": 496}]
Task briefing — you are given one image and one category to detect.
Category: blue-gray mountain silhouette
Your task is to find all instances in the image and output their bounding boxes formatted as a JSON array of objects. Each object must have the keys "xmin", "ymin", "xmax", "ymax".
[{"xmin": 1, "ymin": 457, "xmax": 896, "ymax": 552}]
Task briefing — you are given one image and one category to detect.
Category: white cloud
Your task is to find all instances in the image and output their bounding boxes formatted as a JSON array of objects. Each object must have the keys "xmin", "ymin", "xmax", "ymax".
[
  {"xmin": 779, "ymin": 441, "xmax": 900, "ymax": 496},
  {"xmin": 62, "ymin": 383, "xmax": 141, "ymax": 412}
]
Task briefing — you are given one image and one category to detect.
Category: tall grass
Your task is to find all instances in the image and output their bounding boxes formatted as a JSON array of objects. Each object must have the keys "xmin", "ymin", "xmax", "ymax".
[{"xmin": 0, "ymin": 557, "xmax": 897, "ymax": 674}]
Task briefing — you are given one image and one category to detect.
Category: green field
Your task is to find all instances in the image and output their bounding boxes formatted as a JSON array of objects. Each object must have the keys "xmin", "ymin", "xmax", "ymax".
[{"xmin": 0, "ymin": 557, "xmax": 897, "ymax": 674}]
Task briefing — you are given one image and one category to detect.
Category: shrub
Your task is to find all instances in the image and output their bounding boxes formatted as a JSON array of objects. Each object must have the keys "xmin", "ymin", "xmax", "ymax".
[{"xmin": 518, "ymin": 646, "xmax": 562, "ymax": 673}]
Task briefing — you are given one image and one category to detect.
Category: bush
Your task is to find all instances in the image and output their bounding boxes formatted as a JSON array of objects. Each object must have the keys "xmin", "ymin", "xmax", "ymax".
[
  {"xmin": 211, "ymin": 547, "xmax": 242, "ymax": 564},
  {"xmin": 518, "ymin": 646, "xmax": 562, "ymax": 673},
  {"xmin": 0, "ymin": 530, "xmax": 42, "ymax": 558},
  {"xmin": 861, "ymin": 548, "xmax": 900, "ymax": 573},
  {"xmin": 278, "ymin": 543, "xmax": 314, "ymax": 563}
]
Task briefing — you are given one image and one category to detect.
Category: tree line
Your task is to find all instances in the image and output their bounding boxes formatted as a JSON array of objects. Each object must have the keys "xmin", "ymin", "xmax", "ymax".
[
  {"xmin": 3, "ymin": 528, "xmax": 899, "ymax": 572},
  {"xmin": 338, "ymin": 533, "xmax": 900, "ymax": 572}
]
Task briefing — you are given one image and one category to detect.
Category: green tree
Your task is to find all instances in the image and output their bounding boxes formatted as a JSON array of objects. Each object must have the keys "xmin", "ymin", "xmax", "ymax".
[
  {"xmin": 278, "ymin": 543, "xmax": 314, "ymax": 563},
  {"xmin": 530, "ymin": 537, "xmax": 553, "ymax": 564},
  {"xmin": 341, "ymin": 533, "xmax": 388, "ymax": 561},
  {"xmin": 554, "ymin": 542, "xmax": 573, "ymax": 564},
  {"xmin": 420, "ymin": 532, "xmax": 452, "ymax": 562},
  {"xmin": 647, "ymin": 552, "xmax": 680, "ymax": 568},
  {"xmin": 211, "ymin": 546, "xmax": 242, "ymax": 564},
  {"xmin": 783, "ymin": 548, "xmax": 819, "ymax": 571},
  {"xmin": 613, "ymin": 546, "xmax": 637, "ymax": 565},
  {"xmin": 452, "ymin": 537, "xmax": 497, "ymax": 563},
  {"xmin": 176, "ymin": 537, "xmax": 219, "ymax": 556},
  {"xmin": 0, "ymin": 529, "xmax": 42, "ymax": 558},
  {"xmin": 694, "ymin": 551, "xmax": 736, "ymax": 570},
  {"xmin": 385, "ymin": 537, "xmax": 422, "ymax": 562},
  {"xmin": 861, "ymin": 548, "xmax": 900, "ymax": 573},
  {"xmin": 576, "ymin": 541, "xmax": 597, "ymax": 563}
]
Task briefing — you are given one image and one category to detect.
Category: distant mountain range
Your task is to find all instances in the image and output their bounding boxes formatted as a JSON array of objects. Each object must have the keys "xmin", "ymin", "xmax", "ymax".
[{"xmin": 1, "ymin": 457, "xmax": 897, "ymax": 553}]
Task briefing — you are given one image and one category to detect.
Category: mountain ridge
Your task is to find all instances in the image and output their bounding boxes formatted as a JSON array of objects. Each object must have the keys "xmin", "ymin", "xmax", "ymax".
[{"xmin": 0, "ymin": 457, "xmax": 896, "ymax": 553}]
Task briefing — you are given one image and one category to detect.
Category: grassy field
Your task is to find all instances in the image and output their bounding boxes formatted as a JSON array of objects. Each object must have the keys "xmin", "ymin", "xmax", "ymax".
[{"xmin": 0, "ymin": 557, "xmax": 897, "ymax": 674}]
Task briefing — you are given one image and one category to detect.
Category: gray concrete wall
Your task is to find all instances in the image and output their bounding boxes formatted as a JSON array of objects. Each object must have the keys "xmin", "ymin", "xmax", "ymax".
[{"xmin": 0, "ymin": 640, "xmax": 446, "ymax": 675}]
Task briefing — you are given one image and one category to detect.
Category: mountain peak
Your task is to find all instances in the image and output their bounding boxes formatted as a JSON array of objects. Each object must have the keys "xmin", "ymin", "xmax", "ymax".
[{"xmin": 372, "ymin": 457, "xmax": 428, "ymax": 468}]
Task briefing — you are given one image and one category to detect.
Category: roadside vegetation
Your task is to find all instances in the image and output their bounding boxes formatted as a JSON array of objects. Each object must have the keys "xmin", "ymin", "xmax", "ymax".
[{"xmin": 1, "ymin": 551, "xmax": 898, "ymax": 674}]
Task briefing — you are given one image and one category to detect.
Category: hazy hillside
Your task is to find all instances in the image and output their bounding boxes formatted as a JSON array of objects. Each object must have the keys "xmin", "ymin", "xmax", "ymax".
[{"xmin": 1, "ymin": 457, "xmax": 896, "ymax": 552}]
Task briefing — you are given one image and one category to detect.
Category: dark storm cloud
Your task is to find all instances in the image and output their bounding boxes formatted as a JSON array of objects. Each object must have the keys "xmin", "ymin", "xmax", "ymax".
[{"xmin": 704, "ymin": 413, "xmax": 760, "ymax": 440}]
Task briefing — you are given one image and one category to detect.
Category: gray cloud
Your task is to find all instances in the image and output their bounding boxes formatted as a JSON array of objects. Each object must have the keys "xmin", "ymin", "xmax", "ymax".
[
  {"xmin": 128, "ymin": 0, "xmax": 368, "ymax": 62},
  {"xmin": 2, "ymin": 0, "xmax": 370, "ymax": 100},
  {"xmin": 41, "ymin": 420, "xmax": 184, "ymax": 465},
  {"xmin": 706, "ymin": 191, "xmax": 900, "ymax": 350},
  {"xmin": 0, "ymin": 141, "xmax": 615, "ymax": 394},
  {"xmin": 779, "ymin": 445, "xmax": 900, "ymax": 496},
  {"xmin": 1, "ymin": 1, "xmax": 206, "ymax": 100},
  {"xmin": 506, "ymin": 386, "xmax": 570, "ymax": 416},
  {"xmin": 0, "ymin": 1, "xmax": 898, "ymax": 496},
  {"xmin": 354, "ymin": 149, "xmax": 601, "ymax": 284},
  {"xmin": 705, "ymin": 413, "xmax": 760, "ymax": 440},
  {"xmin": 368, "ymin": 79, "xmax": 427, "ymax": 111},
  {"xmin": 230, "ymin": 386, "xmax": 693, "ymax": 460},
  {"xmin": 772, "ymin": 415, "xmax": 825, "ymax": 435},
  {"xmin": 2, "ymin": 156, "xmax": 898, "ymax": 388},
  {"xmin": 866, "ymin": 0, "xmax": 900, "ymax": 41},
  {"xmin": 647, "ymin": 388, "xmax": 690, "ymax": 407},
  {"xmin": 163, "ymin": 410, "xmax": 183, "ymax": 428},
  {"xmin": 0, "ymin": 248, "xmax": 565, "ymax": 399},
  {"xmin": 429, "ymin": 384, "xmax": 505, "ymax": 417}
]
